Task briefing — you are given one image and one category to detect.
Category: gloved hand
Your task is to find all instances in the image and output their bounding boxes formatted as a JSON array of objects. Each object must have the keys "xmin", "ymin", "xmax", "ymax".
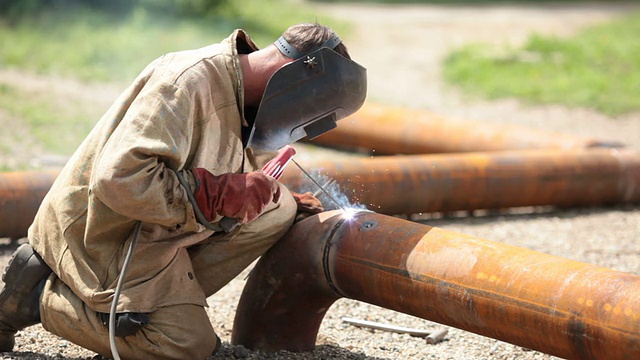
[
  {"xmin": 291, "ymin": 191, "xmax": 324, "ymax": 221},
  {"xmin": 191, "ymin": 168, "xmax": 281, "ymax": 224}
]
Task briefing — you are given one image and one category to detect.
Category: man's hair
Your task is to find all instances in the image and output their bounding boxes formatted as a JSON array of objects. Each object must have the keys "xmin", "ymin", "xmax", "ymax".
[{"xmin": 282, "ymin": 23, "xmax": 351, "ymax": 60}]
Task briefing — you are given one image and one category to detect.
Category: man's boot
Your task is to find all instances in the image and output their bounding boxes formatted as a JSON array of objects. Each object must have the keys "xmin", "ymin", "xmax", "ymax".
[{"xmin": 0, "ymin": 244, "xmax": 52, "ymax": 352}]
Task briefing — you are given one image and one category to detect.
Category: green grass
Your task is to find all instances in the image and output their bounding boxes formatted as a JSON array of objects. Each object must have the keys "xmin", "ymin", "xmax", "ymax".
[
  {"xmin": 0, "ymin": 83, "xmax": 97, "ymax": 154},
  {"xmin": 311, "ymin": 0, "xmax": 593, "ymax": 3},
  {"xmin": 0, "ymin": 0, "xmax": 344, "ymax": 83},
  {"xmin": 0, "ymin": 0, "xmax": 347, "ymax": 169},
  {"xmin": 444, "ymin": 11, "xmax": 640, "ymax": 116}
]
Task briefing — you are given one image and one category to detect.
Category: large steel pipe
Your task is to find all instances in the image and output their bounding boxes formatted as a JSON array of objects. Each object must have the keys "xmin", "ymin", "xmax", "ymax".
[
  {"xmin": 0, "ymin": 171, "xmax": 58, "ymax": 239},
  {"xmin": 232, "ymin": 211, "xmax": 640, "ymax": 359},
  {"xmin": 281, "ymin": 148, "xmax": 640, "ymax": 215},
  {"xmin": 309, "ymin": 103, "xmax": 622, "ymax": 154},
  {"xmin": 1, "ymin": 148, "xmax": 640, "ymax": 237}
]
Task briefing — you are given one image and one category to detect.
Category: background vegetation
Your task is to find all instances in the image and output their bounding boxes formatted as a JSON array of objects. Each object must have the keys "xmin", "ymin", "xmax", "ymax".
[
  {"xmin": 1, "ymin": 0, "xmax": 229, "ymax": 18},
  {"xmin": 444, "ymin": 10, "xmax": 640, "ymax": 116},
  {"xmin": 0, "ymin": 0, "xmax": 345, "ymax": 168},
  {"xmin": 0, "ymin": 1, "xmax": 638, "ymax": 170},
  {"xmin": 309, "ymin": 0, "xmax": 589, "ymax": 3},
  {"xmin": 0, "ymin": 0, "xmax": 342, "ymax": 83}
]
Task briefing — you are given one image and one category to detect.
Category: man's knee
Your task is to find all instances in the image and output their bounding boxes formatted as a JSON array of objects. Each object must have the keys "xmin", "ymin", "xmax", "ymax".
[
  {"xmin": 133, "ymin": 304, "xmax": 218, "ymax": 360},
  {"xmin": 42, "ymin": 281, "xmax": 217, "ymax": 360}
]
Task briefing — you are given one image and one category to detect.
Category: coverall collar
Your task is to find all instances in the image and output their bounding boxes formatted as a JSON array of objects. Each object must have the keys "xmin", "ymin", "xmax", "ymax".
[{"xmin": 225, "ymin": 29, "xmax": 260, "ymax": 128}]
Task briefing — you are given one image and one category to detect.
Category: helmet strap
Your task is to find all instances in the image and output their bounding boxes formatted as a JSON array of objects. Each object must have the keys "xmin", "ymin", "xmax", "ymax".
[{"xmin": 275, "ymin": 33, "xmax": 342, "ymax": 60}]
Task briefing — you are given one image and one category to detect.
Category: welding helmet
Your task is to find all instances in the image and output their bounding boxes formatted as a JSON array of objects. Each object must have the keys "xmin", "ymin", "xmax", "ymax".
[{"xmin": 246, "ymin": 33, "xmax": 367, "ymax": 151}]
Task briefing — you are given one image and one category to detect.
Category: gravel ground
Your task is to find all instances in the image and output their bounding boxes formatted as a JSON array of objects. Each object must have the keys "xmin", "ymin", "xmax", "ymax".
[{"xmin": 2, "ymin": 2, "xmax": 640, "ymax": 359}]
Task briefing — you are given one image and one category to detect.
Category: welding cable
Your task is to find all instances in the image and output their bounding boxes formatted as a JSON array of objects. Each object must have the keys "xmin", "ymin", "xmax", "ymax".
[
  {"xmin": 109, "ymin": 170, "xmax": 232, "ymax": 359},
  {"xmin": 109, "ymin": 220, "xmax": 142, "ymax": 360},
  {"xmin": 109, "ymin": 169, "xmax": 238, "ymax": 360}
]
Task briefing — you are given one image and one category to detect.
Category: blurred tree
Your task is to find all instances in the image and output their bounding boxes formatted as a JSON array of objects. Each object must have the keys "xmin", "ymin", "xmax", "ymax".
[{"xmin": 0, "ymin": 0, "xmax": 230, "ymax": 18}]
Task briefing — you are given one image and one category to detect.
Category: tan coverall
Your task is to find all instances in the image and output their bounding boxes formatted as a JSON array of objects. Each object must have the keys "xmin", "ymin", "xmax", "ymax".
[{"xmin": 28, "ymin": 29, "xmax": 297, "ymax": 359}]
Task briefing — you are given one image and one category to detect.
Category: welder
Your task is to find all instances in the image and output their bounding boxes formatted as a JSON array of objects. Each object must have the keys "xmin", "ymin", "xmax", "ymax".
[{"xmin": 0, "ymin": 22, "xmax": 366, "ymax": 359}]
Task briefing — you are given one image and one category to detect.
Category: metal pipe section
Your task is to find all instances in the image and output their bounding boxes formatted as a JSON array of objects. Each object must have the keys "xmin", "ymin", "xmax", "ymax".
[
  {"xmin": 281, "ymin": 148, "xmax": 640, "ymax": 215},
  {"xmin": 231, "ymin": 210, "xmax": 640, "ymax": 359},
  {"xmin": 310, "ymin": 103, "xmax": 623, "ymax": 154},
  {"xmin": 0, "ymin": 171, "xmax": 58, "ymax": 239},
  {"xmin": 1, "ymin": 148, "xmax": 639, "ymax": 237}
]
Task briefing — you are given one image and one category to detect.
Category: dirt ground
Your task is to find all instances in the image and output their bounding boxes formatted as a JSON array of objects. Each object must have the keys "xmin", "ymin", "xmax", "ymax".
[{"xmin": 2, "ymin": 2, "xmax": 640, "ymax": 359}]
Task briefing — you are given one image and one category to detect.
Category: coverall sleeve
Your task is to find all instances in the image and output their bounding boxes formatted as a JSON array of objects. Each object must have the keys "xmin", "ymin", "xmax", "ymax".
[{"xmin": 90, "ymin": 81, "xmax": 202, "ymax": 231}]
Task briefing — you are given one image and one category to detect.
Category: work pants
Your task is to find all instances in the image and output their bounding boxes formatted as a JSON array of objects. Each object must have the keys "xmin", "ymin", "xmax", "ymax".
[{"xmin": 39, "ymin": 185, "xmax": 297, "ymax": 360}]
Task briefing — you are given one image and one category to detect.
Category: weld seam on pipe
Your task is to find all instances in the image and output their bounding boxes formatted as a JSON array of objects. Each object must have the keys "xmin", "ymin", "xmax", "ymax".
[{"xmin": 322, "ymin": 216, "xmax": 348, "ymax": 298}]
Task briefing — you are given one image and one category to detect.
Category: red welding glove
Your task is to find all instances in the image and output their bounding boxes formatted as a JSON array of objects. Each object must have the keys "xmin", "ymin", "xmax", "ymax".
[
  {"xmin": 191, "ymin": 168, "xmax": 281, "ymax": 224},
  {"xmin": 291, "ymin": 191, "xmax": 324, "ymax": 222}
]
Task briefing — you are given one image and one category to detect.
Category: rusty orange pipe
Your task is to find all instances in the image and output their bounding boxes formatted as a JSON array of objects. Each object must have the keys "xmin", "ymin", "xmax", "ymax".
[
  {"xmin": 1, "ymin": 148, "xmax": 640, "ymax": 237},
  {"xmin": 0, "ymin": 171, "xmax": 58, "ymax": 239},
  {"xmin": 281, "ymin": 148, "xmax": 640, "ymax": 215},
  {"xmin": 310, "ymin": 103, "xmax": 623, "ymax": 154},
  {"xmin": 231, "ymin": 211, "xmax": 640, "ymax": 359}
]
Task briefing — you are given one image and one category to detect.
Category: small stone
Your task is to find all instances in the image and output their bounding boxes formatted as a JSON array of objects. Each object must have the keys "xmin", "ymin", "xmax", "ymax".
[{"xmin": 233, "ymin": 345, "xmax": 250, "ymax": 358}]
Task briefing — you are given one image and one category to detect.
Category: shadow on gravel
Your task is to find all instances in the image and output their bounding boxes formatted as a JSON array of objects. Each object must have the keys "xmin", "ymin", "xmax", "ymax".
[
  {"xmin": 2, "ymin": 353, "xmax": 95, "ymax": 360},
  {"xmin": 5, "ymin": 344, "xmax": 390, "ymax": 360},
  {"xmin": 212, "ymin": 343, "xmax": 390, "ymax": 360}
]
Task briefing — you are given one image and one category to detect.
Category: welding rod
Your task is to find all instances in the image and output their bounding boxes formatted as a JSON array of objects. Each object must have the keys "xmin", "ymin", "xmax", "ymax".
[
  {"xmin": 341, "ymin": 317, "xmax": 432, "ymax": 337},
  {"xmin": 312, "ymin": 179, "xmax": 336, "ymax": 198},
  {"xmin": 291, "ymin": 159, "xmax": 346, "ymax": 212},
  {"xmin": 426, "ymin": 328, "xmax": 448, "ymax": 344}
]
